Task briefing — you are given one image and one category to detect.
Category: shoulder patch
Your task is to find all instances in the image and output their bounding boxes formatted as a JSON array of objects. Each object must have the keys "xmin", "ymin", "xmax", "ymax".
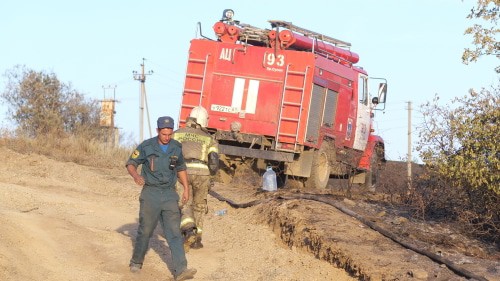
[{"xmin": 131, "ymin": 149, "xmax": 140, "ymax": 159}]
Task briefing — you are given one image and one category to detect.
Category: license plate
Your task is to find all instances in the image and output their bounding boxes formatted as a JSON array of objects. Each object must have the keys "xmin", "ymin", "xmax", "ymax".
[{"xmin": 211, "ymin": 104, "xmax": 239, "ymax": 113}]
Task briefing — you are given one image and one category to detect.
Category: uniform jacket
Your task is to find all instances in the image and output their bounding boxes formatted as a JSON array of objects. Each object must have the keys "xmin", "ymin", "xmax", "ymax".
[
  {"xmin": 173, "ymin": 126, "xmax": 218, "ymax": 176},
  {"xmin": 126, "ymin": 136, "xmax": 187, "ymax": 188}
]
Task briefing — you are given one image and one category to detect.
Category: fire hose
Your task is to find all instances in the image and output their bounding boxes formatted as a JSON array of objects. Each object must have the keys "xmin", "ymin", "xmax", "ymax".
[{"xmin": 209, "ymin": 189, "xmax": 488, "ymax": 281}]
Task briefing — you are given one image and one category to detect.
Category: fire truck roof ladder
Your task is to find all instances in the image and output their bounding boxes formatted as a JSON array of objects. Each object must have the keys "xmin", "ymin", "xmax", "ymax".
[
  {"xmin": 268, "ymin": 20, "xmax": 351, "ymax": 49},
  {"xmin": 238, "ymin": 23, "xmax": 271, "ymax": 45},
  {"xmin": 180, "ymin": 54, "xmax": 210, "ymax": 124}
]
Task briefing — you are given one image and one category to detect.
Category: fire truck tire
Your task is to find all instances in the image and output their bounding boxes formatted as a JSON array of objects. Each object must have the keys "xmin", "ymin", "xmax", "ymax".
[
  {"xmin": 305, "ymin": 146, "xmax": 331, "ymax": 189},
  {"xmin": 363, "ymin": 145, "xmax": 383, "ymax": 191},
  {"xmin": 363, "ymin": 171, "xmax": 375, "ymax": 192}
]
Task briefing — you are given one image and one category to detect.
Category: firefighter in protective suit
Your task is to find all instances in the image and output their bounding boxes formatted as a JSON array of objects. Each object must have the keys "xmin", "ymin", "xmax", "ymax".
[{"xmin": 173, "ymin": 106, "xmax": 219, "ymax": 250}]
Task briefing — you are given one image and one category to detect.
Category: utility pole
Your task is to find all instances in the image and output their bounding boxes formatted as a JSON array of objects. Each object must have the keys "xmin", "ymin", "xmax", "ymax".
[
  {"xmin": 100, "ymin": 85, "xmax": 118, "ymax": 147},
  {"xmin": 133, "ymin": 58, "xmax": 153, "ymax": 143},
  {"xmin": 407, "ymin": 101, "xmax": 412, "ymax": 190}
]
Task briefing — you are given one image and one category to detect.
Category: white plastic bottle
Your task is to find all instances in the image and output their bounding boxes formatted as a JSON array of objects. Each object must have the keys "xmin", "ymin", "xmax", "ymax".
[
  {"xmin": 214, "ymin": 209, "xmax": 227, "ymax": 216},
  {"xmin": 262, "ymin": 166, "xmax": 277, "ymax": 192}
]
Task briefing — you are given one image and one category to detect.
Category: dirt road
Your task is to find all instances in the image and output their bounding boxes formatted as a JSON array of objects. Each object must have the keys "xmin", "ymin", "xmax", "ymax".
[
  {"xmin": 0, "ymin": 146, "xmax": 497, "ymax": 281},
  {"xmin": 0, "ymin": 147, "xmax": 352, "ymax": 281}
]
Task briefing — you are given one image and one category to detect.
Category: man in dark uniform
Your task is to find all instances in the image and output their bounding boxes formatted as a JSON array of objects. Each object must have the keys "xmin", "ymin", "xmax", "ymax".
[
  {"xmin": 174, "ymin": 106, "xmax": 219, "ymax": 250},
  {"xmin": 126, "ymin": 116, "xmax": 196, "ymax": 281}
]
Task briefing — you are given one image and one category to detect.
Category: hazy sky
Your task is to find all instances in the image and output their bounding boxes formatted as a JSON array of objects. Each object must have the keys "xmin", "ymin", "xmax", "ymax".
[{"xmin": 1, "ymin": 0, "xmax": 497, "ymax": 161}]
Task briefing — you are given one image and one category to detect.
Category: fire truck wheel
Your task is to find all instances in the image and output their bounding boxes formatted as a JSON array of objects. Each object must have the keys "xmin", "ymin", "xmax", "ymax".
[
  {"xmin": 305, "ymin": 146, "xmax": 331, "ymax": 189},
  {"xmin": 363, "ymin": 145, "xmax": 383, "ymax": 191},
  {"xmin": 363, "ymin": 171, "xmax": 375, "ymax": 192}
]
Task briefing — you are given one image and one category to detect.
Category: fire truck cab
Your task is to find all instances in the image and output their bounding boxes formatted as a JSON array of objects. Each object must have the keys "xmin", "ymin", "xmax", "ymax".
[{"xmin": 179, "ymin": 10, "xmax": 388, "ymax": 189}]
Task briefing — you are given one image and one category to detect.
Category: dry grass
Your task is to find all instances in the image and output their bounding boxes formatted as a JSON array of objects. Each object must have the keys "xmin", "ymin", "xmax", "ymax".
[
  {"xmin": 376, "ymin": 160, "xmax": 499, "ymax": 244},
  {"xmin": 0, "ymin": 129, "xmax": 132, "ymax": 169}
]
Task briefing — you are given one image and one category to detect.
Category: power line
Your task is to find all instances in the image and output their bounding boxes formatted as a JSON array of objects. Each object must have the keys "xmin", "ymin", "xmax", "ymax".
[
  {"xmin": 407, "ymin": 101, "xmax": 413, "ymax": 190},
  {"xmin": 133, "ymin": 58, "xmax": 154, "ymax": 143}
]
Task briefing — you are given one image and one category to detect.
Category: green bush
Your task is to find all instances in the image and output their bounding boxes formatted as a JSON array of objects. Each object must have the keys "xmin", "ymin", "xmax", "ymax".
[
  {"xmin": 1, "ymin": 65, "xmax": 101, "ymax": 138},
  {"xmin": 416, "ymin": 85, "xmax": 499, "ymax": 243}
]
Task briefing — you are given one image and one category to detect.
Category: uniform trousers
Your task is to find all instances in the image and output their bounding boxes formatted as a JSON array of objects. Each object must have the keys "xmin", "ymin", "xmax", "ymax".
[{"xmin": 130, "ymin": 186, "xmax": 187, "ymax": 276}]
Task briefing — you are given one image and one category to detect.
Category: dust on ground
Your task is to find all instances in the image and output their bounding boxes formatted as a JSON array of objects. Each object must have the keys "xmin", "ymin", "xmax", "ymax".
[{"xmin": 0, "ymin": 146, "xmax": 498, "ymax": 281}]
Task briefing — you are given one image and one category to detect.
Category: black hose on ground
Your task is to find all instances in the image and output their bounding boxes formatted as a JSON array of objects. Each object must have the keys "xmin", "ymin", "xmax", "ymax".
[
  {"xmin": 209, "ymin": 189, "xmax": 489, "ymax": 281},
  {"xmin": 209, "ymin": 189, "xmax": 272, "ymax": 208}
]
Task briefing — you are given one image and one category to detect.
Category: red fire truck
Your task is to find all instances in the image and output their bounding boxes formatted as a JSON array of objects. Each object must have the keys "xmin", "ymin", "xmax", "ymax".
[{"xmin": 178, "ymin": 10, "xmax": 388, "ymax": 189}]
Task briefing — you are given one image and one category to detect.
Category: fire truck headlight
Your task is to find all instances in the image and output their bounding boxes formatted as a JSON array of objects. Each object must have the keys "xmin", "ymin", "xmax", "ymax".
[{"xmin": 222, "ymin": 9, "xmax": 234, "ymax": 21}]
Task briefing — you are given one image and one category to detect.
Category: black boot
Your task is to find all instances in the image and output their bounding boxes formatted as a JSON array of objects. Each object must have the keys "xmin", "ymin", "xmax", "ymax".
[
  {"xmin": 182, "ymin": 227, "xmax": 197, "ymax": 251},
  {"xmin": 191, "ymin": 236, "xmax": 203, "ymax": 249}
]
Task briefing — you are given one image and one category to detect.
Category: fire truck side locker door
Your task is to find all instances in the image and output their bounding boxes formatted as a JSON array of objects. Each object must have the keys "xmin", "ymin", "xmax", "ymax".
[{"xmin": 304, "ymin": 84, "xmax": 326, "ymax": 144}]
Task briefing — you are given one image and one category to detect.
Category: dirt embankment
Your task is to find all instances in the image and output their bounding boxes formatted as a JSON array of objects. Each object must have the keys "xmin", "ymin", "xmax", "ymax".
[{"xmin": 0, "ymin": 147, "xmax": 498, "ymax": 281}]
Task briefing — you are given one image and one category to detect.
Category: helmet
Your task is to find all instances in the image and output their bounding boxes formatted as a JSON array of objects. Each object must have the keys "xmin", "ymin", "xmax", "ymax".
[{"xmin": 189, "ymin": 106, "xmax": 209, "ymax": 128}]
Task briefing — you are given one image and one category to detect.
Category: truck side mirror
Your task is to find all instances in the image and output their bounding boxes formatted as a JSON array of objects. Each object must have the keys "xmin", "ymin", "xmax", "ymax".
[
  {"xmin": 378, "ymin": 83, "xmax": 387, "ymax": 103},
  {"xmin": 372, "ymin": 97, "xmax": 379, "ymax": 104}
]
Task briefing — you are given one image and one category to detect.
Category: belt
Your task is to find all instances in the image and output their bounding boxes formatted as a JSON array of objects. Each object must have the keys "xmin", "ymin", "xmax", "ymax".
[{"xmin": 186, "ymin": 159, "xmax": 206, "ymax": 164}]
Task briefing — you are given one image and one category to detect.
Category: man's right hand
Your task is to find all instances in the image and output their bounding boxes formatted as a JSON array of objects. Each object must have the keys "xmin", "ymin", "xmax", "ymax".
[
  {"xmin": 133, "ymin": 176, "xmax": 145, "ymax": 186},
  {"xmin": 127, "ymin": 164, "xmax": 145, "ymax": 186}
]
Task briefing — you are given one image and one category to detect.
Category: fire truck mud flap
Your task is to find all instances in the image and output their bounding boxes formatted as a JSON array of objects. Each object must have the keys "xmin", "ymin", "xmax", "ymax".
[{"xmin": 284, "ymin": 150, "xmax": 313, "ymax": 177}]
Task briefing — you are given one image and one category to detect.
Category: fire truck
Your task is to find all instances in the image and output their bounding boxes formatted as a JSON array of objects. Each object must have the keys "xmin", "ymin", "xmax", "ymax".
[{"xmin": 178, "ymin": 9, "xmax": 388, "ymax": 189}]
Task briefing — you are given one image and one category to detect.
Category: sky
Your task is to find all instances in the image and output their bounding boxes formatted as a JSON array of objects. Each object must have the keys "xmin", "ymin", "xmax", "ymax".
[{"xmin": 0, "ymin": 0, "xmax": 498, "ymax": 162}]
